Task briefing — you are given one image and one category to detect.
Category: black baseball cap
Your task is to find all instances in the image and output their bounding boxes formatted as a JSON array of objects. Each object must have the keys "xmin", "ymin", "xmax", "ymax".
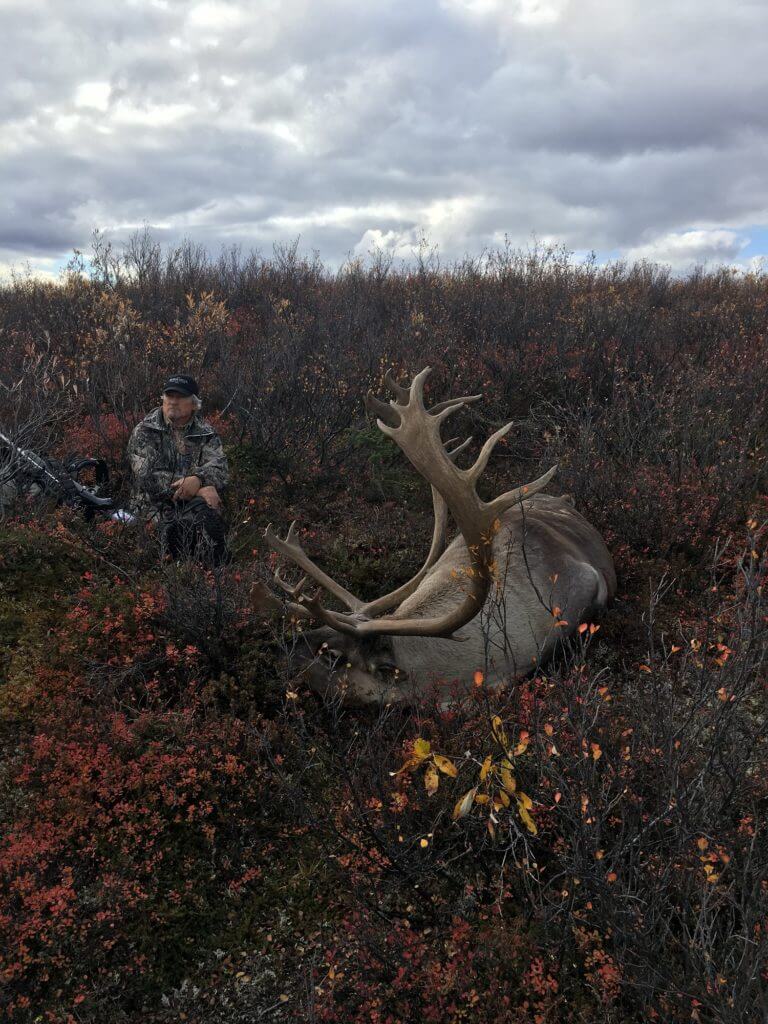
[{"xmin": 162, "ymin": 374, "xmax": 199, "ymax": 397}]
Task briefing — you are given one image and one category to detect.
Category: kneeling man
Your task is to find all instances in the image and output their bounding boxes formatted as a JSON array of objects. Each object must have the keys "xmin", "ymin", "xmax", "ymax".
[{"xmin": 127, "ymin": 374, "xmax": 230, "ymax": 566}]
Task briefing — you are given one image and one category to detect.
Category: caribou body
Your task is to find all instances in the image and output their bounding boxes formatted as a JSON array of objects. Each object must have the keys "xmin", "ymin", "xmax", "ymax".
[{"xmin": 251, "ymin": 368, "xmax": 616, "ymax": 705}]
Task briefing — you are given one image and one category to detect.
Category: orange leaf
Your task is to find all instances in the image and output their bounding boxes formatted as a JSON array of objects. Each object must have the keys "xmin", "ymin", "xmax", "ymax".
[{"xmin": 433, "ymin": 754, "xmax": 457, "ymax": 777}]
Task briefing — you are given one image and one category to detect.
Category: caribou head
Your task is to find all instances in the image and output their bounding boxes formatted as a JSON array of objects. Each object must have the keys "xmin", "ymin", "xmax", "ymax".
[{"xmin": 251, "ymin": 367, "xmax": 616, "ymax": 705}]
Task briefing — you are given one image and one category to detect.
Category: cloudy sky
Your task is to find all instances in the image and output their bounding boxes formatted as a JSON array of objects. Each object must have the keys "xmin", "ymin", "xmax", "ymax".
[{"xmin": 2, "ymin": 0, "xmax": 767, "ymax": 279}]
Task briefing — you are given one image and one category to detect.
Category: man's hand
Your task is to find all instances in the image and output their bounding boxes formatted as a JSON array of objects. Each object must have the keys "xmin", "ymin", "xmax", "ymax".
[{"xmin": 171, "ymin": 475, "xmax": 203, "ymax": 501}]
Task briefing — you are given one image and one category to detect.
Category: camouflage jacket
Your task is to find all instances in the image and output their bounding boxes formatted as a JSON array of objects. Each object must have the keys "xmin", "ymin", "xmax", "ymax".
[{"xmin": 126, "ymin": 407, "xmax": 229, "ymax": 513}]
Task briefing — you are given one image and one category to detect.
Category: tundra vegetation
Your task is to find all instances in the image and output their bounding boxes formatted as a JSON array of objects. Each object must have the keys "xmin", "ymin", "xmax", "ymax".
[{"xmin": 0, "ymin": 233, "xmax": 766, "ymax": 1023}]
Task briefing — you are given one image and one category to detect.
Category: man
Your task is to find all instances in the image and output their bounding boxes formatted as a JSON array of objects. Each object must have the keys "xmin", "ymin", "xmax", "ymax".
[{"xmin": 126, "ymin": 374, "xmax": 231, "ymax": 566}]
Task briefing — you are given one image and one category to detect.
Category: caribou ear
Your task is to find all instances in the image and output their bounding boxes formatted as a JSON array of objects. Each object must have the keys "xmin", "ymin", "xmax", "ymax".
[{"xmin": 250, "ymin": 581, "xmax": 284, "ymax": 618}]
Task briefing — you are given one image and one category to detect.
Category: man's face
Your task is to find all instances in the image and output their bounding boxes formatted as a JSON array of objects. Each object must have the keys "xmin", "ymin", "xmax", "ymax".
[{"xmin": 162, "ymin": 390, "xmax": 196, "ymax": 423}]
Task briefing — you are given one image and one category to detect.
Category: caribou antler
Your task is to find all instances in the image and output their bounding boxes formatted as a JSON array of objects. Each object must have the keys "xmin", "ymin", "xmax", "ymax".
[
  {"xmin": 258, "ymin": 368, "xmax": 557, "ymax": 639},
  {"xmin": 264, "ymin": 521, "xmax": 364, "ymax": 612},
  {"xmin": 261, "ymin": 431, "xmax": 468, "ymax": 623}
]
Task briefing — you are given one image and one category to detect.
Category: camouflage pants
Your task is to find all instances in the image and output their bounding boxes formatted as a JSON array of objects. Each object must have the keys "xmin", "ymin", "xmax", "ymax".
[{"xmin": 157, "ymin": 497, "xmax": 230, "ymax": 568}]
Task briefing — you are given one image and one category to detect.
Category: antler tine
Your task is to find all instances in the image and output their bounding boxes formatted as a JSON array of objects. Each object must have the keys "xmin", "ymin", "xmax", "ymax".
[
  {"xmin": 384, "ymin": 368, "xmax": 411, "ymax": 404},
  {"xmin": 274, "ymin": 565, "xmax": 309, "ymax": 600},
  {"xmin": 430, "ymin": 394, "xmax": 482, "ymax": 416},
  {"xmin": 264, "ymin": 521, "xmax": 364, "ymax": 613},
  {"xmin": 408, "ymin": 365, "xmax": 433, "ymax": 410},
  {"xmin": 365, "ymin": 390, "xmax": 400, "ymax": 428},
  {"xmin": 466, "ymin": 420, "xmax": 515, "ymax": 484},
  {"xmin": 445, "ymin": 436, "xmax": 473, "ymax": 461},
  {"xmin": 290, "ymin": 589, "xmax": 367, "ymax": 636},
  {"xmin": 489, "ymin": 463, "xmax": 559, "ymax": 517}
]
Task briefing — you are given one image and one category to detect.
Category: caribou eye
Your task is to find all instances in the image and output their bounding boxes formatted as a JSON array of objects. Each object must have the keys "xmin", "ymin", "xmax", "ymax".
[
  {"xmin": 377, "ymin": 662, "xmax": 406, "ymax": 680},
  {"xmin": 316, "ymin": 645, "xmax": 343, "ymax": 666}
]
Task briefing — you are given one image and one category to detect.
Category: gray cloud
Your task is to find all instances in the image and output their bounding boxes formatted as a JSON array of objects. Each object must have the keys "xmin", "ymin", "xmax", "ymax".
[{"xmin": 1, "ymin": 0, "xmax": 767, "ymax": 277}]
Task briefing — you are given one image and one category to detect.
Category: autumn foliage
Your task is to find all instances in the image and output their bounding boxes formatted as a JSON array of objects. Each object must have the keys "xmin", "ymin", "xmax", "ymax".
[{"xmin": 0, "ymin": 236, "xmax": 766, "ymax": 1022}]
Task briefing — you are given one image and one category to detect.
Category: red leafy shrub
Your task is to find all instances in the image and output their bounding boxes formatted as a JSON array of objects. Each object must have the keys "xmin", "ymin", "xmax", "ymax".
[
  {"xmin": 0, "ymin": 689, "xmax": 295, "ymax": 1021},
  {"xmin": 312, "ymin": 912, "xmax": 562, "ymax": 1024}
]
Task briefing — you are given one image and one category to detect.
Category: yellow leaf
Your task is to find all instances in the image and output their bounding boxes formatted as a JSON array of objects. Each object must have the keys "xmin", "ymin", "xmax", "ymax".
[
  {"xmin": 497, "ymin": 789, "xmax": 511, "ymax": 808},
  {"xmin": 390, "ymin": 757, "xmax": 420, "ymax": 776},
  {"xmin": 491, "ymin": 716, "xmax": 508, "ymax": 748},
  {"xmin": 500, "ymin": 766, "xmax": 517, "ymax": 794},
  {"xmin": 518, "ymin": 805, "xmax": 537, "ymax": 835},
  {"xmin": 413, "ymin": 738, "xmax": 431, "ymax": 761},
  {"xmin": 517, "ymin": 791, "xmax": 533, "ymax": 811},
  {"xmin": 452, "ymin": 787, "xmax": 477, "ymax": 821},
  {"xmin": 479, "ymin": 754, "xmax": 492, "ymax": 781},
  {"xmin": 433, "ymin": 754, "xmax": 458, "ymax": 777},
  {"xmin": 420, "ymin": 838, "xmax": 429, "ymax": 848},
  {"xmin": 474, "ymin": 794, "xmax": 490, "ymax": 805},
  {"xmin": 424, "ymin": 765, "xmax": 439, "ymax": 795}
]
